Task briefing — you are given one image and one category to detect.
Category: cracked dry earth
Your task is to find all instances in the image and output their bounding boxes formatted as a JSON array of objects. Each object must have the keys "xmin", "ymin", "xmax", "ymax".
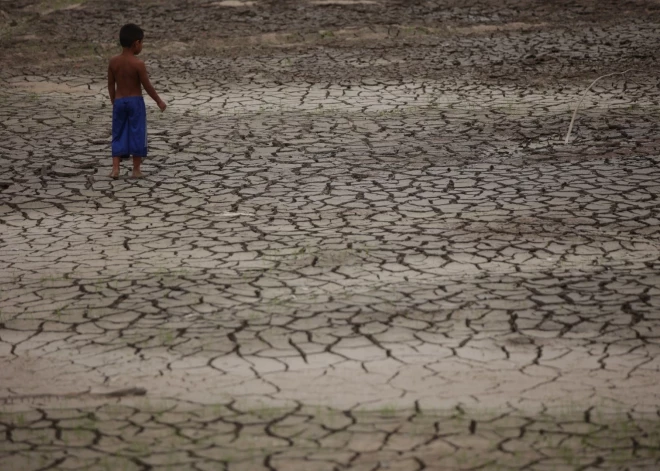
[{"xmin": 2, "ymin": 0, "xmax": 660, "ymax": 470}]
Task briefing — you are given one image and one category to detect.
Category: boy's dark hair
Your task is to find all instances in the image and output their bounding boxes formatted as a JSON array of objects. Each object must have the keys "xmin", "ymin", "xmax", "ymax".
[{"xmin": 119, "ymin": 24, "xmax": 144, "ymax": 48}]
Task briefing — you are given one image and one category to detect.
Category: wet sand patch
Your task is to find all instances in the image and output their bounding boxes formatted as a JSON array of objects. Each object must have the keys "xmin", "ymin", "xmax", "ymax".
[
  {"xmin": 211, "ymin": 0, "xmax": 255, "ymax": 6},
  {"xmin": 310, "ymin": 0, "xmax": 379, "ymax": 4},
  {"xmin": 10, "ymin": 81, "xmax": 98, "ymax": 95},
  {"xmin": 26, "ymin": 0, "xmax": 86, "ymax": 16}
]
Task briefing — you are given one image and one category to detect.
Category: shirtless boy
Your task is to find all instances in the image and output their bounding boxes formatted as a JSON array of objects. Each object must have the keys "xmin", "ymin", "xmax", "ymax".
[{"xmin": 108, "ymin": 24, "xmax": 166, "ymax": 179}]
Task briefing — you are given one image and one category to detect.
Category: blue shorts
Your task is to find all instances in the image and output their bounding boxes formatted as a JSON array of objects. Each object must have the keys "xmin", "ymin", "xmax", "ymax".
[{"xmin": 112, "ymin": 96, "xmax": 147, "ymax": 157}]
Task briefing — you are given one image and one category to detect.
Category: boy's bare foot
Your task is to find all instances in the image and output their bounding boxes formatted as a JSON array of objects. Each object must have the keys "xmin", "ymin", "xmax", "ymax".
[
  {"xmin": 131, "ymin": 156, "xmax": 143, "ymax": 179},
  {"xmin": 111, "ymin": 157, "xmax": 121, "ymax": 179}
]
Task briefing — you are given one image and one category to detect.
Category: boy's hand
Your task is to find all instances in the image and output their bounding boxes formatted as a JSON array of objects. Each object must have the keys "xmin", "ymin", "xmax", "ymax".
[{"xmin": 157, "ymin": 100, "xmax": 167, "ymax": 112}]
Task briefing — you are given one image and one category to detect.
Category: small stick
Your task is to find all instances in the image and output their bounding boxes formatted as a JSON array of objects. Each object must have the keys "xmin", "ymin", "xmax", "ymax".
[{"xmin": 564, "ymin": 69, "xmax": 633, "ymax": 144}]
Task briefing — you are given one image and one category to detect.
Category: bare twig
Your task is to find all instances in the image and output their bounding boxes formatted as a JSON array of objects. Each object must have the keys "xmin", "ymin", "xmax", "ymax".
[{"xmin": 564, "ymin": 69, "xmax": 634, "ymax": 144}]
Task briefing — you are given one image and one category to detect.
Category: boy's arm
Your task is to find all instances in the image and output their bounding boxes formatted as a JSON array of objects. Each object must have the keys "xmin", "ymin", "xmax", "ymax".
[
  {"xmin": 107, "ymin": 64, "xmax": 115, "ymax": 104},
  {"xmin": 137, "ymin": 61, "xmax": 166, "ymax": 111}
]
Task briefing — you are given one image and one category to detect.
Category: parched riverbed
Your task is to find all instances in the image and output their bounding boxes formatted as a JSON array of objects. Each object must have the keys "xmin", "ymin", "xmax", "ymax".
[{"xmin": 1, "ymin": 0, "xmax": 660, "ymax": 469}]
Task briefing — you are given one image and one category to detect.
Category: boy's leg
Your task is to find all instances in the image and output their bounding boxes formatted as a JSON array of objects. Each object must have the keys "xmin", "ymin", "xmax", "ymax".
[
  {"xmin": 132, "ymin": 156, "xmax": 144, "ymax": 178},
  {"xmin": 127, "ymin": 98, "xmax": 147, "ymax": 179},
  {"xmin": 112, "ymin": 99, "xmax": 129, "ymax": 178},
  {"xmin": 110, "ymin": 157, "xmax": 121, "ymax": 178}
]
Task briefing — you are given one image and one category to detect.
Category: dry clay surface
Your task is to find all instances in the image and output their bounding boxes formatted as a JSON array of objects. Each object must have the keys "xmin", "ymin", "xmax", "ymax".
[{"xmin": 1, "ymin": 0, "xmax": 660, "ymax": 470}]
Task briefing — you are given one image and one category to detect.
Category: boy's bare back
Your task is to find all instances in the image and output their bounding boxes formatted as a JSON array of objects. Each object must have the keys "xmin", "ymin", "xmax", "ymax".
[{"xmin": 108, "ymin": 54, "xmax": 144, "ymax": 100}]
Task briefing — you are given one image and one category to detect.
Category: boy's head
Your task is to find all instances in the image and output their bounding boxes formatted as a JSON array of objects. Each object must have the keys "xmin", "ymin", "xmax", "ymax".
[{"xmin": 119, "ymin": 24, "xmax": 144, "ymax": 53}]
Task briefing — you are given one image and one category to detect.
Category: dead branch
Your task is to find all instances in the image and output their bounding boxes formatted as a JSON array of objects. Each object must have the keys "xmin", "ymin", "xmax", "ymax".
[{"xmin": 564, "ymin": 69, "xmax": 634, "ymax": 144}]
